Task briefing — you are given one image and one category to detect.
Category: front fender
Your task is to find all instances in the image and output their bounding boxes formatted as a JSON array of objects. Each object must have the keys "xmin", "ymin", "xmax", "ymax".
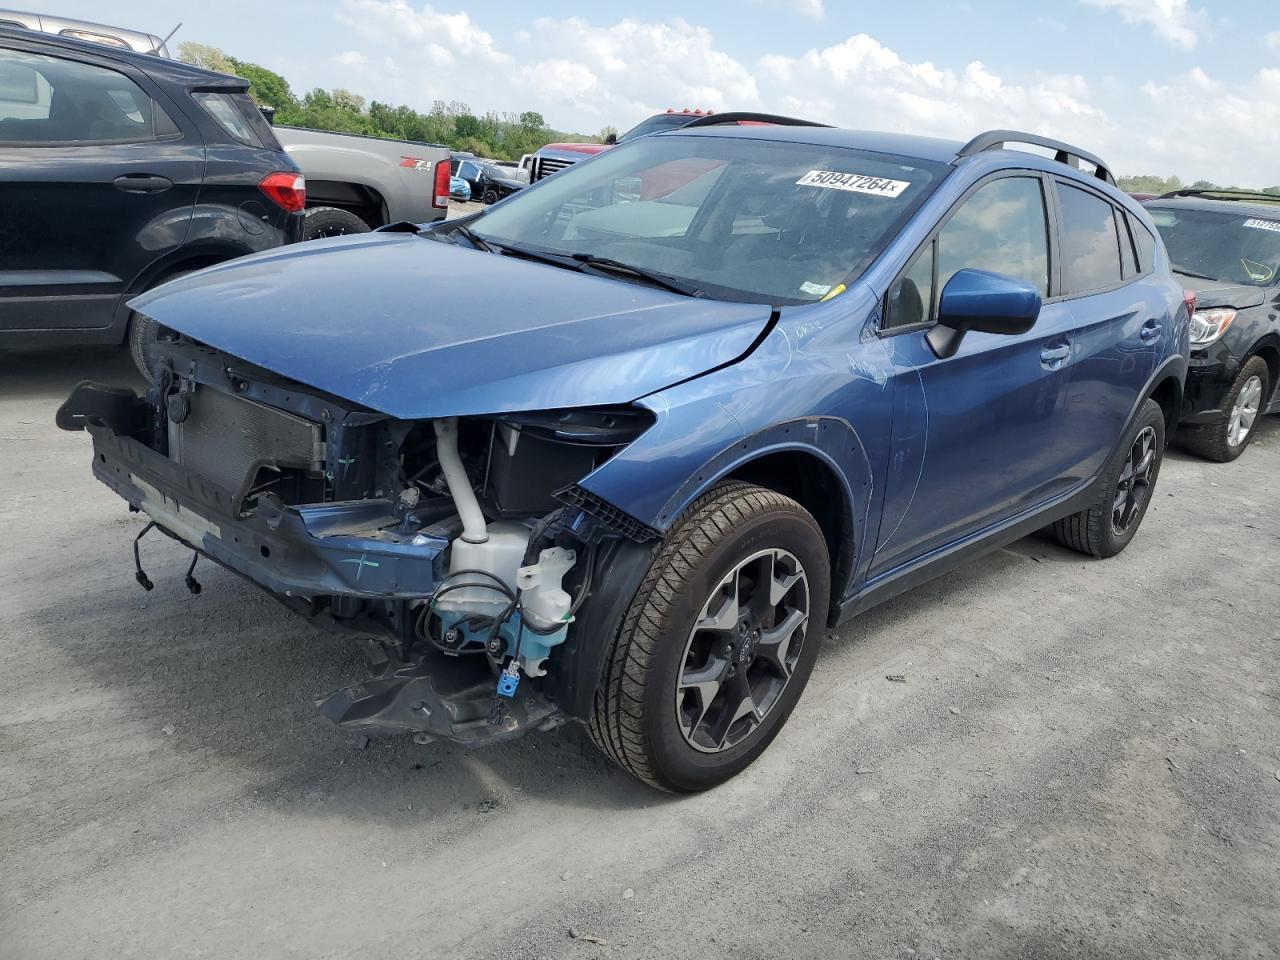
[{"xmin": 580, "ymin": 290, "xmax": 896, "ymax": 602}]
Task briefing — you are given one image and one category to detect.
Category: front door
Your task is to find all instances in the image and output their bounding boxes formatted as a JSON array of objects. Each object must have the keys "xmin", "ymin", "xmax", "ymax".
[
  {"xmin": 0, "ymin": 43, "xmax": 202, "ymax": 332},
  {"xmin": 871, "ymin": 174, "xmax": 1077, "ymax": 576}
]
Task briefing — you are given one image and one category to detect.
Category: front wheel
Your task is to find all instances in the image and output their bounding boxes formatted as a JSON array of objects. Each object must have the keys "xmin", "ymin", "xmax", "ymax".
[
  {"xmin": 1052, "ymin": 398, "xmax": 1166, "ymax": 558},
  {"xmin": 1182, "ymin": 356, "xmax": 1270, "ymax": 462},
  {"xmin": 482, "ymin": 188, "xmax": 499, "ymax": 205},
  {"xmin": 589, "ymin": 482, "xmax": 830, "ymax": 793}
]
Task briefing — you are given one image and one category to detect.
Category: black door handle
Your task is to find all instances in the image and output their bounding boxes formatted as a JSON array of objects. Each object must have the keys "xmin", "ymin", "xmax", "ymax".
[{"xmin": 113, "ymin": 174, "xmax": 173, "ymax": 194}]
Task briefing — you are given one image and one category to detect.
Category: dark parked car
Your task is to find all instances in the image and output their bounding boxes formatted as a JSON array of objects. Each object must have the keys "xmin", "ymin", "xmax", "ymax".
[
  {"xmin": 59, "ymin": 125, "xmax": 1187, "ymax": 792},
  {"xmin": 1143, "ymin": 190, "xmax": 1280, "ymax": 460},
  {"xmin": 451, "ymin": 155, "xmax": 523, "ymax": 204},
  {"xmin": 0, "ymin": 29, "xmax": 304, "ymax": 375}
]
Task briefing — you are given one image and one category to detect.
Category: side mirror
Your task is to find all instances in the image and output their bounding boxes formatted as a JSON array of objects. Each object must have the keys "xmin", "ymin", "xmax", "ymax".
[
  {"xmin": 926, "ymin": 268, "xmax": 1042, "ymax": 359},
  {"xmin": 604, "ymin": 133, "xmax": 618, "ymax": 144}
]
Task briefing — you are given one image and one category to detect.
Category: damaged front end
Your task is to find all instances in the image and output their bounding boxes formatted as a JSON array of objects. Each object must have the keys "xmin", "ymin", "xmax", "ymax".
[{"xmin": 58, "ymin": 337, "xmax": 659, "ymax": 745}]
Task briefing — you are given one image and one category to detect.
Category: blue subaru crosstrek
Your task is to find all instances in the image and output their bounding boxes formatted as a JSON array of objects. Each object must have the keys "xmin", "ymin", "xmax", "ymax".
[{"xmin": 59, "ymin": 121, "xmax": 1190, "ymax": 792}]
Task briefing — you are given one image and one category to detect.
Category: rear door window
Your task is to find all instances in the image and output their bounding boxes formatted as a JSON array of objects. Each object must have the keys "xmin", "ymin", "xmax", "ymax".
[
  {"xmin": 0, "ymin": 48, "xmax": 178, "ymax": 143},
  {"xmin": 1056, "ymin": 182, "xmax": 1123, "ymax": 294}
]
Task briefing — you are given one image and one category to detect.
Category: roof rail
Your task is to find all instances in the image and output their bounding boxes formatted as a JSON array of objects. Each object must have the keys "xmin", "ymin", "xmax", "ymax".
[
  {"xmin": 680, "ymin": 111, "xmax": 832, "ymax": 129},
  {"xmin": 957, "ymin": 129, "xmax": 1115, "ymax": 186},
  {"xmin": 1157, "ymin": 188, "xmax": 1280, "ymax": 203}
]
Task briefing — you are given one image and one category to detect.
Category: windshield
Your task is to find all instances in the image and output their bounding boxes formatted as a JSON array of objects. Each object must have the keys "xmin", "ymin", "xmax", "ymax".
[
  {"xmin": 618, "ymin": 113, "xmax": 697, "ymax": 142},
  {"xmin": 469, "ymin": 134, "xmax": 948, "ymax": 304},
  {"xmin": 1147, "ymin": 204, "xmax": 1280, "ymax": 286}
]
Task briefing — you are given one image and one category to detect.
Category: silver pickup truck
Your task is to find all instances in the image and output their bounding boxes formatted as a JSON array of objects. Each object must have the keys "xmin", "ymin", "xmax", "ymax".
[{"xmin": 273, "ymin": 126, "xmax": 452, "ymax": 239}]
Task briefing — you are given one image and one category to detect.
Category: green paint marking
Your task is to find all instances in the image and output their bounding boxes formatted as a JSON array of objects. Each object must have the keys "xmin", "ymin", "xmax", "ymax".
[{"xmin": 339, "ymin": 553, "xmax": 381, "ymax": 580}]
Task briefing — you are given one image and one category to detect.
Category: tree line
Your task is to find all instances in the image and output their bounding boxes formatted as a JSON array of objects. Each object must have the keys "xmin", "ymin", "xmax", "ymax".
[
  {"xmin": 1117, "ymin": 174, "xmax": 1280, "ymax": 197},
  {"xmin": 177, "ymin": 44, "xmax": 1280, "ymax": 189},
  {"xmin": 177, "ymin": 42, "xmax": 596, "ymax": 160}
]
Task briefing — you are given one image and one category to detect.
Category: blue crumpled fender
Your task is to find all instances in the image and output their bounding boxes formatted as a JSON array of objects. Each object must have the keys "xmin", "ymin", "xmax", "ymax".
[{"xmin": 579, "ymin": 282, "xmax": 896, "ymax": 601}]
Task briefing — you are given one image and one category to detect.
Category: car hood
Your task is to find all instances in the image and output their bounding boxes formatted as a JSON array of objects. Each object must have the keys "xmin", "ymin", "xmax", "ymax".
[
  {"xmin": 129, "ymin": 232, "xmax": 773, "ymax": 420},
  {"xmin": 1175, "ymin": 273, "xmax": 1267, "ymax": 309}
]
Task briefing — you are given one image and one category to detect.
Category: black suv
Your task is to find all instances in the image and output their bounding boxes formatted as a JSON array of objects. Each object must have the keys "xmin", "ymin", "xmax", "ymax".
[
  {"xmin": 0, "ymin": 30, "xmax": 304, "ymax": 376},
  {"xmin": 1145, "ymin": 190, "xmax": 1280, "ymax": 460}
]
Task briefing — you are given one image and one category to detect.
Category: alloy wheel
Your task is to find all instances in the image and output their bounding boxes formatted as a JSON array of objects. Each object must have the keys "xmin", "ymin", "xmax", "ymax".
[
  {"xmin": 675, "ymin": 548, "xmax": 810, "ymax": 753},
  {"xmin": 1112, "ymin": 425, "xmax": 1157, "ymax": 535},
  {"xmin": 1227, "ymin": 375, "xmax": 1263, "ymax": 448}
]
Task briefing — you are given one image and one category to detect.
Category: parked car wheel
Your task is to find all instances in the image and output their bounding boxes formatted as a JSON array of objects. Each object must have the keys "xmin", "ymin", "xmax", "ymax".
[
  {"xmin": 1181, "ymin": 356, "xmax": 1270, "ymax": 463},
  {"xmin": 590, "ymin": 481, "xmax": 830, "ymax": 792},
  {"xmin": 302, "ymin": 206, "xmax": 371, "ymax": 241},
  {"xmin": 482, "ymin": 188, "xmax": 500, "ymax": 205},
  {"xmin": 1052, "ymin": 398, "xmax": 1166, "ymax": 558}
]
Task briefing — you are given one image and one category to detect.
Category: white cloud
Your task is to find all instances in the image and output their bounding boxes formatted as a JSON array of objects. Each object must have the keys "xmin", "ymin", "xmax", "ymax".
[
  {"xmin": 1079, "ymin": 0, "xmax": 1209, "ymax": 50},
  {"xmin": 321, "ymin": 3, "xmax": 1279, "ymax": 186},
  {"xmin": 335, "ymin": 50, "xmax": 366, "ymax": 66},
  {"xmin": 1266, "ymin": 30, "xmax": 1280, "ymax": 51}
]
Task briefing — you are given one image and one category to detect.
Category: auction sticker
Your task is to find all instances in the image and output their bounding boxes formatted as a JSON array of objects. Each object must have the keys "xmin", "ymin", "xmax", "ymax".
[
  {"xmin": 1243, "ymin": 217, "xmax": 1280, "ymax": 233},
  {"xmin": 796, "ymin": 170, "xmax": 910, "ymax": 197}
]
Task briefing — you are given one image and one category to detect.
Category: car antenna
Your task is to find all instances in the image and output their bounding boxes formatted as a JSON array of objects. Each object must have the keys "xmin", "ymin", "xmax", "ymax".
[{"xmin": 153, "ymin": 21, "xmax": 183, "ymax": 55}]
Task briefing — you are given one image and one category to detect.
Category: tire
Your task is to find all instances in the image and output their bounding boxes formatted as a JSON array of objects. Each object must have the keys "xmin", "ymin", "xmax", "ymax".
[
  {"xmin": 1052, "ymin": 398, "xmax": 1166, "ymax": 558},
  {"xmin": 589, "ymin": 481, "xmax": 830, "ymax": 793},
  {"xmin": 482, "ymin": 189, "xmax": 499, "ymax": 205},
  {"xmin": 1181, "ymin": 356, "xmax": 1270, "ymax": 463},
  {"xmin": 301, "ymin": 206, "xmax": 371, "ymax": 241}
]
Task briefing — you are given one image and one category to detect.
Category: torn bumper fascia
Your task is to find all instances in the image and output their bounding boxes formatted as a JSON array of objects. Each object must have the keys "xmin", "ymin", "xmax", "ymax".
[{"xmin": 87, "ymin": 423, "xmax": 448, "ymax": 600}]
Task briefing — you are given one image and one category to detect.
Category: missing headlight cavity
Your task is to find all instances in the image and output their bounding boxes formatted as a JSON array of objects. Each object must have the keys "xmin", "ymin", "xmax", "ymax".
[{"xmin": 398, "ymin": 405, "xmax": 655, "ymax": 521}]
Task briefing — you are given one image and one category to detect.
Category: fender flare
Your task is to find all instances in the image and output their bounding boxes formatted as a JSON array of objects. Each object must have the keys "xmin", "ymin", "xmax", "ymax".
[{"xmin": 648, "ymin": 416, "xmax": 874, "ymax": 609}]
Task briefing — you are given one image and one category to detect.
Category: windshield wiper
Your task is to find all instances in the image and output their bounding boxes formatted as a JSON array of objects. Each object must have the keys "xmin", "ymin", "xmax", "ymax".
[
  {"xmin": 452, "ymin": 223, "xmax": 493, "ymax": 252},
  {"xmin": 570, "ymin": 254, "xmax": 704, "ymax": 298},
  {"xmin": 1172, "ymin": 267, "xmax": 1219, "ymax": 282}
]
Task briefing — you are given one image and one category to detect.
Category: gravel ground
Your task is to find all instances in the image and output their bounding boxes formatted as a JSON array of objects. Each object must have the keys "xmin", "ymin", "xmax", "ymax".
[{"xmin": 1, "ymin": 345, "xmax": 1278, "ymax": 960}]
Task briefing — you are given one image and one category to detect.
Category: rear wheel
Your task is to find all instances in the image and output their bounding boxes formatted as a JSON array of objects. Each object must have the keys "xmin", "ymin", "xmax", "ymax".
[
  {"xmin": 1182, "ymin": 356, "xmax": 1269, "ymax": 462},
  {"xmin": 301, "ymin": 206, "xmax": 371, "ymax": 241},
  {"xmin": 589, "ymin": 482, "xmax": 830, "ymax": 793},
  {"xmin": 1052, "ymin": 398, "xmax": 1165, "ymax": 558}
]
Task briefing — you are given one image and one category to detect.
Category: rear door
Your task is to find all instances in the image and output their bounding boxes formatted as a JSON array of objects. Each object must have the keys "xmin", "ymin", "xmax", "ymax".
[
  {"xmin": 0, "ymin": 42, "xmax": 203, "ymax": 333},
  {"xmin": 871, "ymin": 174, "xmax": 1078, "ymax": 575},
  {"xmin": 1051, "ymin": 180, "xmax": 1156, "ymax": 482}
]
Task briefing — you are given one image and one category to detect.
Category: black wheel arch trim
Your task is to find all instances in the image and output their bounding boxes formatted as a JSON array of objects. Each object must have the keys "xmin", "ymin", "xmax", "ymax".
[{"xmin": 644, "ymin": 417, "xmax": 873, "ymax": 624}]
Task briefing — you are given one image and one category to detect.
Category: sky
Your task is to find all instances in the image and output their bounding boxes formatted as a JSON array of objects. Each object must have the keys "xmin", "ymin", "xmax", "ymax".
[{"xmin": 51, "ymin": 0, "xmax": 1280, "ymax": 185}]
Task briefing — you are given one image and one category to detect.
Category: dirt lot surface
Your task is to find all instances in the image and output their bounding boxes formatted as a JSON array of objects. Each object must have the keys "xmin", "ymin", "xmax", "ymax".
[{"xmin": 2, "ymin": 345, "xmax": 1278, "ymax": 960}]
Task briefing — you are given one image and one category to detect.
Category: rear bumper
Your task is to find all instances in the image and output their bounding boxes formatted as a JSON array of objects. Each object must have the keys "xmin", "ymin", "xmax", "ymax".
[{"xmin": 87, "ymin": 422, "xmax": 447, "ymax": 600}]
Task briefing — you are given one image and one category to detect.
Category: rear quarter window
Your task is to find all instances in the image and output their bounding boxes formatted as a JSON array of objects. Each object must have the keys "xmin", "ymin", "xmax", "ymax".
[
  {"xmin": 1131, "ymin": 217, "xmax": 1158, "ymax": 273},
  {"xmin": 192, "ymin": 91, "xmax": 281, "ymax": 149}
]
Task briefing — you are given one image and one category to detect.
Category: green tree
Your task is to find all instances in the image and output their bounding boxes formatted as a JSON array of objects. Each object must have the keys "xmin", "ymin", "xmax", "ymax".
[
  {"xmin": 177, "ymin": 40, "xmax": 594, "ymax": 160},
  {"xmin": 177, "ymin": 41, "xmax": 235, "ymax": 74},
  {"xmin": 454, "ymin": 113, "xmax": 482, "ymax": 139},
  {"xmin": 234, "ymin": 62, "xmax": 297, "ymax": 114}
]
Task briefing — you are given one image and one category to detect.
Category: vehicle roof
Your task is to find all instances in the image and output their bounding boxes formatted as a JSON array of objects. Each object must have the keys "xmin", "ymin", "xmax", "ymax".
[
  {"xmin": 663, "ymin": 124, "xmax": 966, "ymax": 163},
  {"xmin": 661, "ymin": 124, "xmax": 1130, "ymax": 195},
  {"xmin": 0, "ymin": 24, "xmax": 244, "ymax": 88},
  {"xmin": 0, "ymin": 9, "xmax": 167, "ymax": 50},
  {"xmin": 1143, "ymin": 194, "xmax": 1280, "ymax": 217}
]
